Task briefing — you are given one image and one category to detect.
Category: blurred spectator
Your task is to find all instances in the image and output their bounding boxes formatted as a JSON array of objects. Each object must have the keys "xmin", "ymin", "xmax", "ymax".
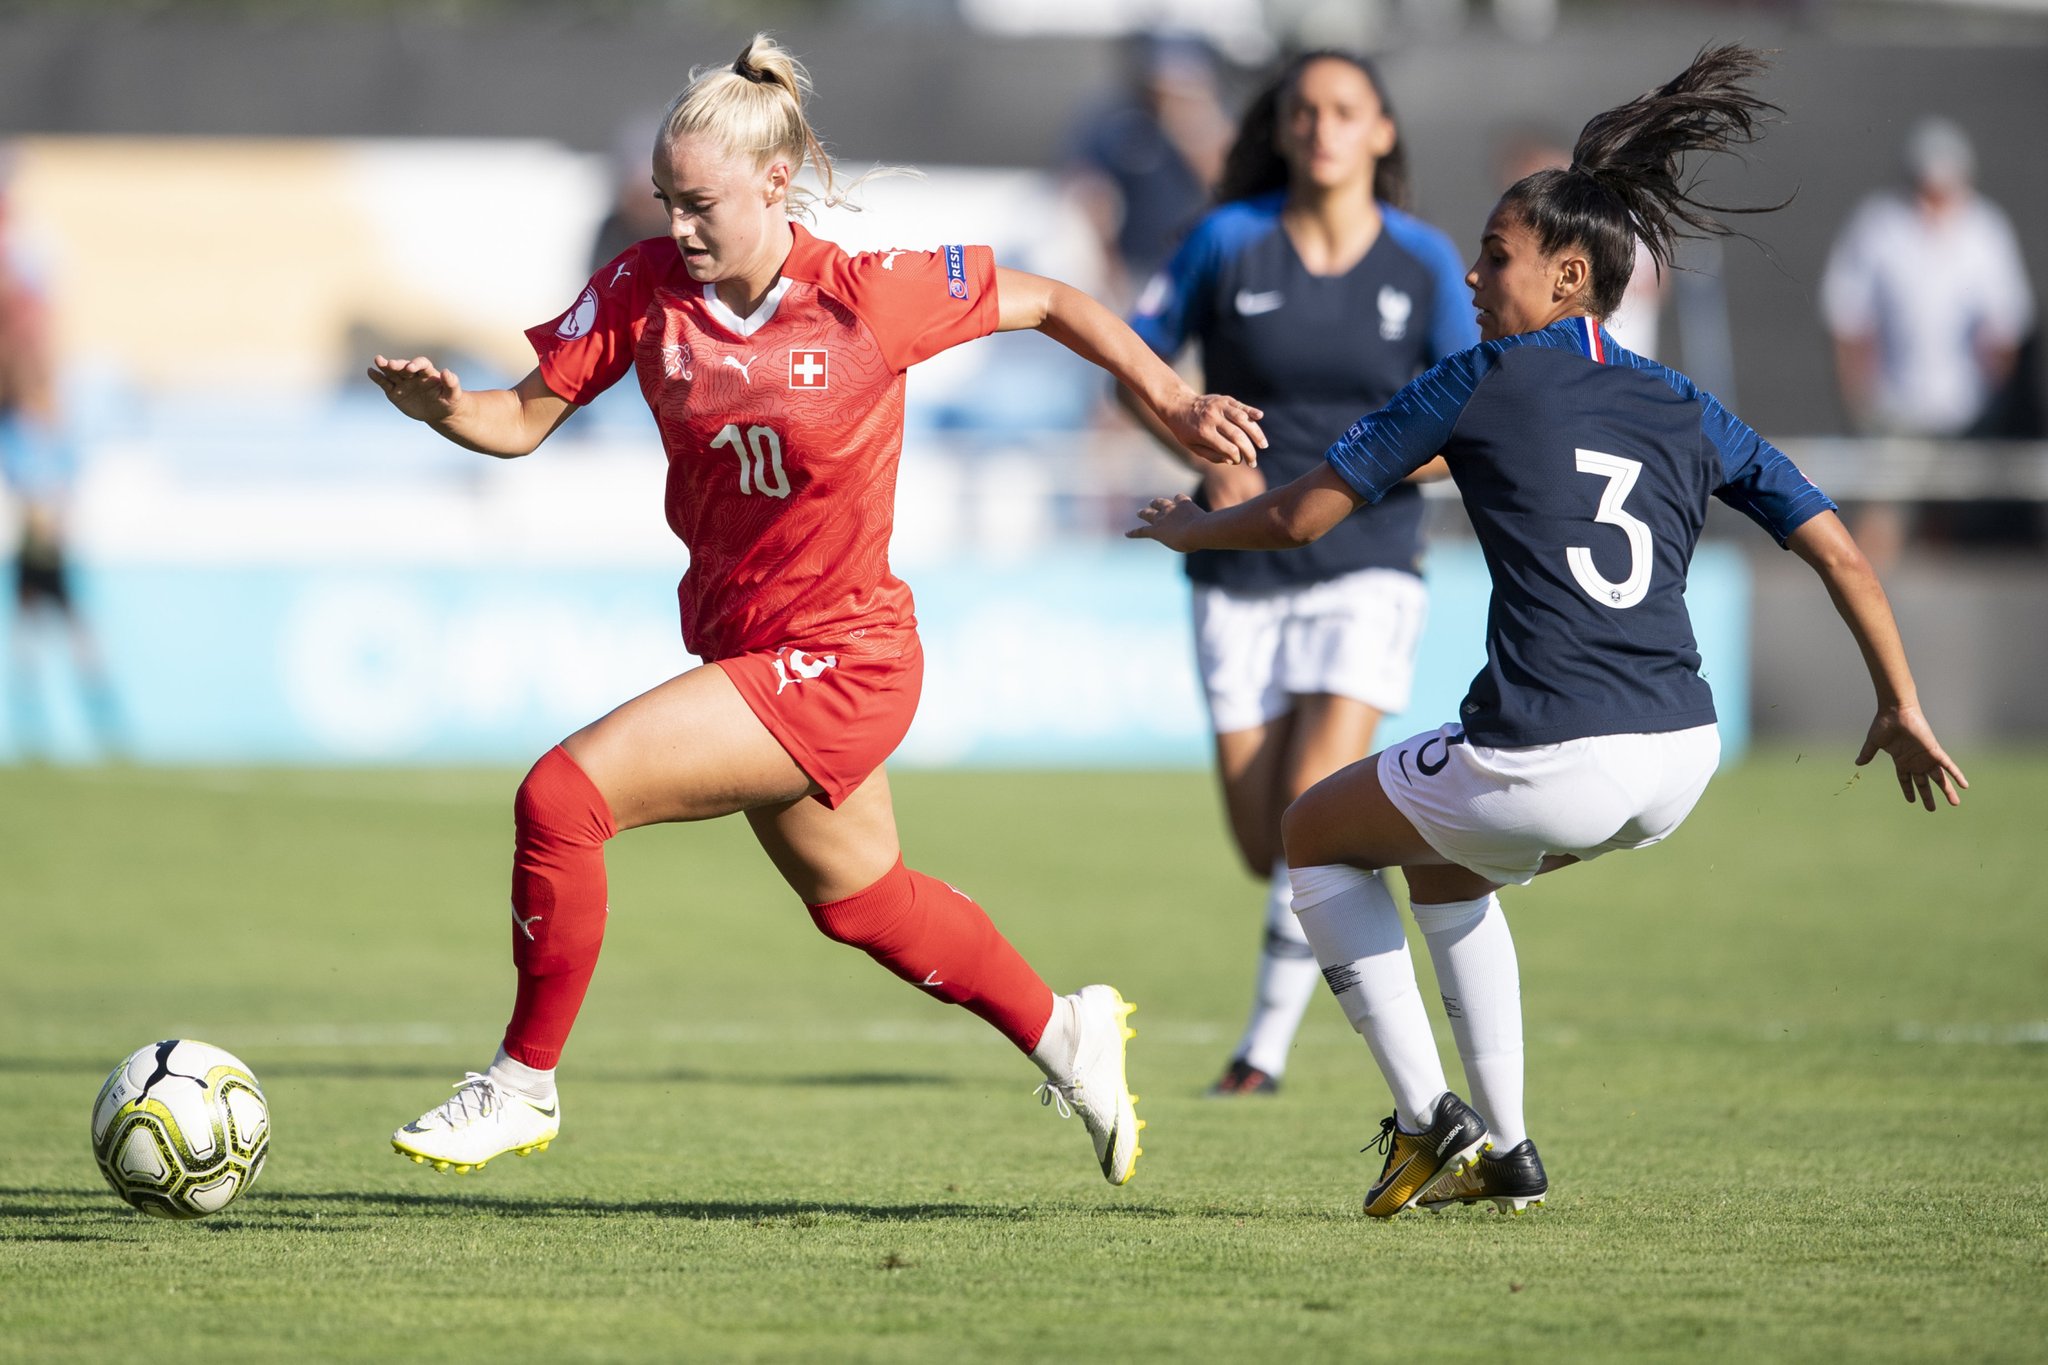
[
  {"xmin": 1061, "ymin": 32, "xmax": 1235, "ymax": 303},
  {"xmin": 1822, "ymin": 116, "xmax": 2038, "ymax": 559},
  {"xmin": 589, "ymin": 108, "xmax": 671, "ymax": 273},
  {"xmin": 1824, "ymin": 117, "xmax": 2035, "ymax": 437},
  {"xmin": 1, "ymin": 150, "xmax": 122, "ymax": 759},
  {"xmin": 581, "ymin": 111, "xmax": 670, "ymax": 436}
]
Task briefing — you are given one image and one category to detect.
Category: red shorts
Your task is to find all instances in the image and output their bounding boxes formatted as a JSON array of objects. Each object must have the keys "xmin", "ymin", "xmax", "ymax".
[{"xmin": 716, "ymin": 632, "xmax": 924, "ymax": 808}]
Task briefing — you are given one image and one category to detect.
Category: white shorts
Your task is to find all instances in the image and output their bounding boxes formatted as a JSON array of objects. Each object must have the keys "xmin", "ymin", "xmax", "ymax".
[
  {"xmin": 1192, "ymin": 568, "xmax": 1428, "ymax": 734},
  {"xmin": 1378, "ymin": 722, "xmax": 1722, "ymax": 886}
]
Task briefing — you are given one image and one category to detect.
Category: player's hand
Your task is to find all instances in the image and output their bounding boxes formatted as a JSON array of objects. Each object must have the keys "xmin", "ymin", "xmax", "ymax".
[
  {"xmin": 368, "ymin": 355, "xmax": 465, "ymax": 424},
  {"xmin": 1126, "ymin": 494, "xmax": 1206, "ymax": 551},
  {"xmin": 1855, "ymin": 702, "xmax": 1967, "ymax": 811},
  {"xmin": 1201, "ymin": 463, "xmax": 1267, "ymax": 510},
  {"xmin": 1166, "ymin": 393, "xmax": 1265, "ymax": 467}
]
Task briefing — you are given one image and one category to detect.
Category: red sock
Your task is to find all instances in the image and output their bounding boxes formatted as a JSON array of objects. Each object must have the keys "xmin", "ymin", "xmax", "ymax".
[
  {"xmin": 501, "ymin": 745, "xmax": 616, "ymax": 1070},
  {"xmin": 808, "ymin": 859, "xmax": 1056, "ymax": 1052}
]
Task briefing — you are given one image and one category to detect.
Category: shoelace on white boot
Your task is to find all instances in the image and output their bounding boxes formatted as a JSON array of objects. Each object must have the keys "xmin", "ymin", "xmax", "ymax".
[
  {"xmin": 1034, "ymin": 1081, "xmax": 1086, "ymax": 1119},
  {"xmin": 423, "ymin": 1072, "xmax": 505, "ymax": 1129}
]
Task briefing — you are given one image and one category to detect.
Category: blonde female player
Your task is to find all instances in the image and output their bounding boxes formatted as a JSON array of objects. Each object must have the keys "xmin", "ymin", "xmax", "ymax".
[
  {"xmin": 1125, "ymin": 50, "xmax": 1475, "ymax": 1096},
  {"xmin": 369, "ymin": 35, "xmax": 1267, "ymax": 1187},
  {"xmin": 1130, "ymin": 45, "xmax": 1965, "ymax": 1215}
]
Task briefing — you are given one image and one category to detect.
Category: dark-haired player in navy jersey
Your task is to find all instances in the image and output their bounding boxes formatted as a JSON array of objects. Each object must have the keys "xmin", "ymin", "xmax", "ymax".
[
  {"xmin": 1124, "ymin": 51, "xmax": 1476, "ymax": 1097},
  {"xmin": 1131, "ymin": 45, "xmax": 1966, "ymax": 1216}
]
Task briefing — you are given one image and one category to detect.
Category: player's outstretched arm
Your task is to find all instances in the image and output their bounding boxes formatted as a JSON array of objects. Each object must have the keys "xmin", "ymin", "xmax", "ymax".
[
  {"xmin": 367, "ymin": 358, "xmax": 577, "ymax": 458},
  {"xmin": 1787, "ymin": 510, "xmax": 1968, "ymax": 810},
  {"xmin": 993, "ymin": 267, "xmax": 1266, "ymax": 467},
  {"xmin": 1127, "ymin": 464, "xmax": 1362, "ymax": 553}
]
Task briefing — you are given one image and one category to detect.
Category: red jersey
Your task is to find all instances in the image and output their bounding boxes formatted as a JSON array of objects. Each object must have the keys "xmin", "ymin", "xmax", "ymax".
[{"xmin": 526, "ymin": 225, "xmax": 1000, "ymax": 662}]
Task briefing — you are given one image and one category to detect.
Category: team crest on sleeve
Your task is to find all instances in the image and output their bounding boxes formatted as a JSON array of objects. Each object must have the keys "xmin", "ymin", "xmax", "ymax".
[
  {"xmin": 789, "ymin": 349, "xmax": 829, "ymax": 390},
  {"xmin": 944, "ymin": 244, "xmax": 968, "ymax": 299},
  {"xmin": 1134, "ymin": 273, "xmax": 1172, "ymax": 317},
  {"xmin": 555, "ymin": 286, "xmax": 599, "ymax": 339}
]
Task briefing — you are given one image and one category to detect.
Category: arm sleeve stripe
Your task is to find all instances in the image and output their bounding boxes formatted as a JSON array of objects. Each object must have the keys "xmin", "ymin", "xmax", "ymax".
[{"xmin": 1324, "ymin": 342, "xmax": 1492, "ymax": 502}]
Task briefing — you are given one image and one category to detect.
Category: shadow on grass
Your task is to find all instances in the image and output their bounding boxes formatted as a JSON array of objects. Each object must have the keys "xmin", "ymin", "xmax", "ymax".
[
  {"xmin": 0, "ymin": 1055, "xmax": 965, "ymax": 1089},
  {"xmin": 0, "ymin": 1186, "xmax": 1192, "ymax": 1233}
]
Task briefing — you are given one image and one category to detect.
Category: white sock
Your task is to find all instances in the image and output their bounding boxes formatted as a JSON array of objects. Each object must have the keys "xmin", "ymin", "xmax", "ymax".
[
  {"xmin": 1412, "ymin": 894, "xmax": 1526, "ymax": 1151},
  {"xmin": 488, "ymin": 1047, "xmax": 557, "ymax": 1104},
  {"xmin": 1290, "ymin": 864, "xmax": 1447, "ymax": 1131},
  {"xmin": 1029, "ymin": 993, "xmax": 1080, "ymax": 1081},
  {"xmin": 1234, "ymin": 860, "xmax": 1320, "ymax": 1077}
]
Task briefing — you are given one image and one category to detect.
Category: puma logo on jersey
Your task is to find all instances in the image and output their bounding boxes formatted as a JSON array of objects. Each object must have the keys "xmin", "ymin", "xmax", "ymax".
[
  {"xmin": 1378, "ymin": 286, "xmax": 1413, "ymax": 340},
  {"xmin": 511, "ymin": 905, "xmax": 542, "ymax": 941},
  {"xmin": 773, "ymin": 648, "xmax": 837, "ymax": 694},
  {"xmin": 880, "ymin": 249, "xmax": 907, "ymax": 270},
  {"xmin": 609, "ymin": 262, "xmax": 633, "ymax": 287},
  {"xmin": 1235, "ymin": 289, "xmax": 1285, "ymax": 316},
  {"xmin": 721, "ymin": 354, "xmax": 756, "ymax": 383}
]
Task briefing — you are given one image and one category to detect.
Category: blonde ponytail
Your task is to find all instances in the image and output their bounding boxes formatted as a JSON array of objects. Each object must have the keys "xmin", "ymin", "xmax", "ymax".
[{"xmin": 659, "ymin": 33, "xmax": 909, "ymax": 219}]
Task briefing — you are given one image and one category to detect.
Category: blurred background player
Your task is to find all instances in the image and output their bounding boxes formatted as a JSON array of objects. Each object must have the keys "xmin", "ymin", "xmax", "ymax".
[
  {"xmin": 1062, "ymin": 31, "xmax": 1236, "ymax": 305},
  {"xmin": 1124, "ymin": 50, "xmax": 1475, "ymax": 1096},
  {"xmin": 1131, "ymin": 45, "xmax": 1965, "ymax": 1215},
  {"xmin": 1822, "ymin": 116, "xmax": 2038, "ymax": 564},
  {"xmin": 0, "ymin": 148, "xmax": 120, "ymax": 761},
  {"xmin": 369, "ymin": 35, "xmax": 1268, "ymax": 1187}
]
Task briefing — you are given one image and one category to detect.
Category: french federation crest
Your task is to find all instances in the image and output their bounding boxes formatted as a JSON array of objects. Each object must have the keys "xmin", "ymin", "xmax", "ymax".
[{"xmin": 1377, "ymin": 286, "xmax": 1412, "ymax": 341}]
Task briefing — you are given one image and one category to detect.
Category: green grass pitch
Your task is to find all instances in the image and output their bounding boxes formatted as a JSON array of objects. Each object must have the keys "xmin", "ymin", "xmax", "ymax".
[{"xmin": 3, "ymin": 754, "xmax": 2044, "ymax": 1362}]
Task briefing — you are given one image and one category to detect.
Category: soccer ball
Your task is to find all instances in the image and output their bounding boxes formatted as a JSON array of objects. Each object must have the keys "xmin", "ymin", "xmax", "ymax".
[{"xmin": 91, "ymin": 1040, "xmax": 269, "ymax": 1219}]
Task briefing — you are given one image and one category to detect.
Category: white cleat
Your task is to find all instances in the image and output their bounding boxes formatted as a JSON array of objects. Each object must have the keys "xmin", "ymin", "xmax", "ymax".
[
  {"xmin": 1035, "ymin": 985, "xmax": 1145, "ymax": 1186},
  {"xmin": 392, "ymin": 1072, "xmax": 560, "ymax": 1171}
]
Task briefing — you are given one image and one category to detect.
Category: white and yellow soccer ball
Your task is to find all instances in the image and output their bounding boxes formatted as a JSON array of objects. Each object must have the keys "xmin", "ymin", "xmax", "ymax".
[{"xmin": 91, "ymin": 1040, "xmax": 269, "ymax": 1219}]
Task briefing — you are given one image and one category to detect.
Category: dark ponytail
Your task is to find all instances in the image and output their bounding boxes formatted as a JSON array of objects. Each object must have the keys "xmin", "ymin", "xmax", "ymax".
[
  {"xmin": 1216, "ymin": 50, "xmax": 1409, "ymax": 210},
  {"xmin": 1499, "ymin": 43, "xmax": 1783, "ymax": 318}
]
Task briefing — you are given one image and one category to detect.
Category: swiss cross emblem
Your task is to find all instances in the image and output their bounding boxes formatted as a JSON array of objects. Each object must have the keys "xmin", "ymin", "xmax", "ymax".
[{"xmin": 789, "ymin": 349, "xmax": 829, "ymax": 390}]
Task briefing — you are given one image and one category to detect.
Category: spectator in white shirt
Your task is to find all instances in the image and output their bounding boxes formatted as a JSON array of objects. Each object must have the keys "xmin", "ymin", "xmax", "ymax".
[{"xmin": 1823, "ymin": 117, "xmax": 2035, "ymax": 439}]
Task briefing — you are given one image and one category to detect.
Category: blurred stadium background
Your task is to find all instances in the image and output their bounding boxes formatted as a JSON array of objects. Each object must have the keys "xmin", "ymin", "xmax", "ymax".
[{"xmin": 1, "ymin": 0, "xmax": 2044, "ymax": 767}]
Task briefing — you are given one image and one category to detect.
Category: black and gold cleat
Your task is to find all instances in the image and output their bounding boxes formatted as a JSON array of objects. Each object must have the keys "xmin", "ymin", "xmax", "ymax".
[
  {"xmin": 1418, "ymin": 1138, "xmax": 1548, "ymax": 1214},
  {"xmin": 1361, "ymin": 1092, "xmax": 1489, "ymax": 1218}
]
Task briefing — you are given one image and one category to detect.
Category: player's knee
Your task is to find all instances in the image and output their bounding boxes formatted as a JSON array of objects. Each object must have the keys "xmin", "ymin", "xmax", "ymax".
[
  {"xmin": 514, "ymin": 745, "xmax": 616, "ymax": 849},
  {"xmin": 1277, "ymin": 795, "xmax": 1320, "ymax": 870}
]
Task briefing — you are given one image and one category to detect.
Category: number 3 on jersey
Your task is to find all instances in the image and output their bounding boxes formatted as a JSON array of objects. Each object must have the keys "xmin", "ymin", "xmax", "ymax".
[
  {"xmin": 1567, "ymin": 448, "xmax": 1651, "ymax": 609},
  {"xmin": 711, "ymin": 423, "xmax": 791, "ymax": 499}
]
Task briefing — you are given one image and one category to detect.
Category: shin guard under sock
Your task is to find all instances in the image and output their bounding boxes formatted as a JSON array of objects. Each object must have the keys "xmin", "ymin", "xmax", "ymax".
[
  {"xmin": 809, "ymin": 859, "xmax": 1055, "ymax": 1052},
  {"xmin": 1290, "ymin": 863, "xmax": 1448, "ymax": 1130},
  {"xmin": 501, "ymin": 745, "xmax": 616, "ymax": 1070}
]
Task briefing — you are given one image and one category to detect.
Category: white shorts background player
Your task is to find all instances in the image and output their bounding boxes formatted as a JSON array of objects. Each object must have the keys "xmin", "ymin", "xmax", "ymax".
[{"xmin": 1124, "ymin": 50, "xmax": 1475, "ymax": 1096}]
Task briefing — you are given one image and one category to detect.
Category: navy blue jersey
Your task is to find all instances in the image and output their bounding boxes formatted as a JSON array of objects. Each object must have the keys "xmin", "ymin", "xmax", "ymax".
[
  {"xmin": 1326, "ymin": 317, "xmax": 1836, "ymax": 746},
  {"xmin": 1133, "ymin": 192, "xmax": 1477, "ymax": 591}
]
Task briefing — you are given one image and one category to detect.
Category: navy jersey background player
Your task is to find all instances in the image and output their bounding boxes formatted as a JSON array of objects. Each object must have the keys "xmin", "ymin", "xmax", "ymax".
[
  {"xmin": 1130, "ymin": 45, "xmax": 1964, "ymax": 1218},
  {"xmin": 1325, "ymin": 314, "xmax": 1833, "ymax": 745},
  {"xmin": 1133, "ymin": 189, "xmax": 1475, "ymax": 589},
  {"xmin": 1121, "ymin": 50, "xmax": 1477, "ymax": 1099}
]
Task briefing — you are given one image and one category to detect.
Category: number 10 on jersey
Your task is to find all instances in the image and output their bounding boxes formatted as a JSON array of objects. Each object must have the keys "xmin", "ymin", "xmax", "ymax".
[{"xmin": 712, "ymin": 423, "xmax": 791, "ymax": 499}]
